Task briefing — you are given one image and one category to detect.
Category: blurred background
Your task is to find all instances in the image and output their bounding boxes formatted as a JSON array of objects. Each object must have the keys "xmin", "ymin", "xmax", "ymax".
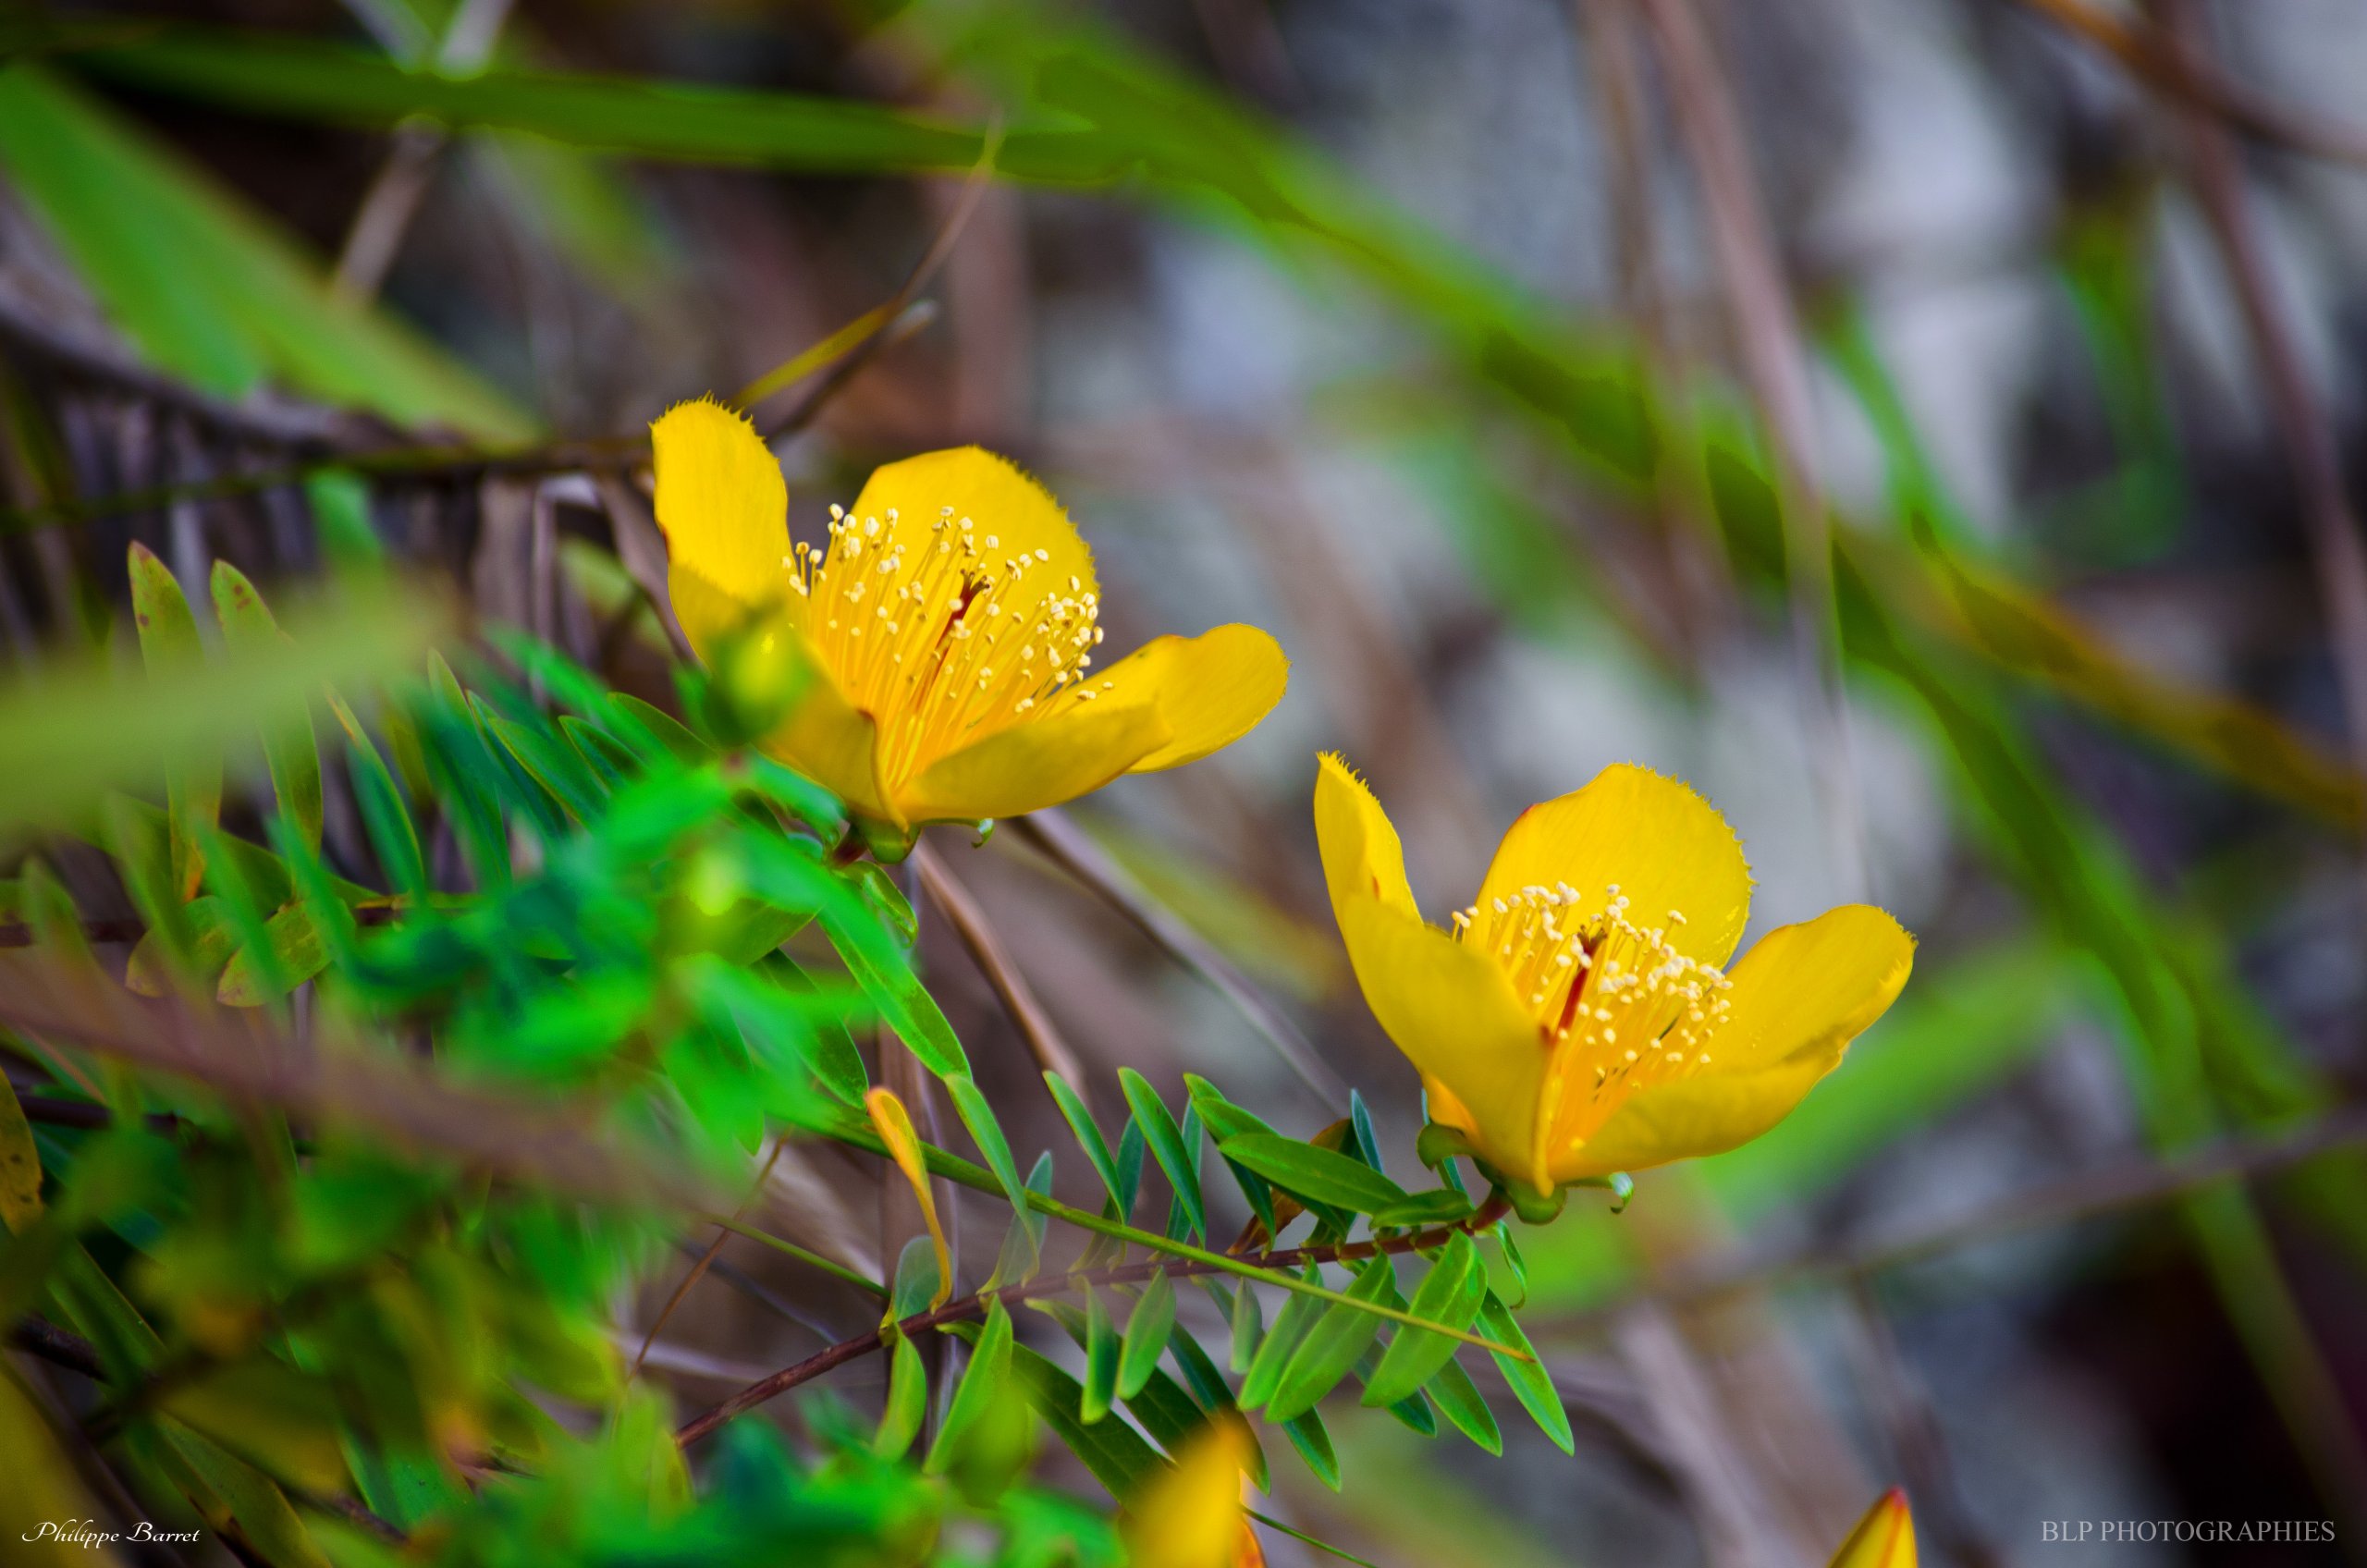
[{"xmin": 5, "ymin": 0, "xmax": 2367, "ymax": 1562}]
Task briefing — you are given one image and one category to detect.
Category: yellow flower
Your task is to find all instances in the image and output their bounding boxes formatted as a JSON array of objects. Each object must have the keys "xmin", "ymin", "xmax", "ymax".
[
  {"xmin": 1313, "ymin": 754, "xmax": 1913, "ymax": 1199},
  {"xmin": 1829, "ymin": 1489, "xmax": 1918, "ymax": 1568},
  {"xmin": 650, "ymin": 400, "xmax": 1287, "ymax": 847},
  {"xmin": 1122, "ymin": 1419, "xmax": 1263, "ymax": 1568}
]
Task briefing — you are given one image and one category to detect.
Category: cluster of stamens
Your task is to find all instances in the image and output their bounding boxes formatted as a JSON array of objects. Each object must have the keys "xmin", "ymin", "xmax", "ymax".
[
  {"xmin": 783, "ymin": 504, "xmax": 1113, "ymax": 787},
  {"xmin": 1454, "ymin": 881, "xmax": 1735, "ymax": 1151}
]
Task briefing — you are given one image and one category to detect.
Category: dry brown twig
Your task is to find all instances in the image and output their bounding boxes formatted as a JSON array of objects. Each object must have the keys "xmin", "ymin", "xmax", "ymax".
[
  {"xmin": 2150, "ymin": 0, "xmax": 2367, "ymax": 919},
  {"xmin": 1632, "ymin": 0, "xmax": 1868, "ymax": 900},
  {"xmin": 1010, "ymin": 809, "xmax": 1348, "ymax": 1107},
  {"xmin": 911, "ymin": 838, "xmax": 1087, "ymax": 1089}
]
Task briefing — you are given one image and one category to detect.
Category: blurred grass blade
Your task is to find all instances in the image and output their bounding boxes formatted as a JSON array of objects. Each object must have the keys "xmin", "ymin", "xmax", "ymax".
[
  {"xmin": 128, "ymin": 543, "xmax": 221, "ymax": 900},
  {"xmin": 0, "ymin": 62, "xmax": 529, "ymax": 438},
  {"xmin": 0, "ymin": 586, "xmax": 439, "ymax": 832},
  {"xmin": 209, "ymin": 564, "xmax": 325, "ymax": 853}
]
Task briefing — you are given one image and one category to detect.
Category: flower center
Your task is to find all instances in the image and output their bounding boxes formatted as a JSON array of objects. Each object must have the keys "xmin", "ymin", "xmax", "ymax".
[
  {"xmin": 1454, "ymin": 882, "xmax": 1735, "ymax": 1150},
  {"xmin": 786, "ymin": 504, "xmax": 1113, "ymax": 790}
]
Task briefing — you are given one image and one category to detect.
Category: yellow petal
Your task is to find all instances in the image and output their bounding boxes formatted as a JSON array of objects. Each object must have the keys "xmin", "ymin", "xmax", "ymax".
[
  {"xmin": 1828, "ymin": 1490, "xmax": 1918, "ymax": 1568},
  {"xmin": 1551, "ymin": 1048, "xmax": 1834, "ymax": 1181},
  {"xmin": 1111, "ymin": 624, "xmax": 1291, "ymax": 774},
  {"xmin": 847, "ymin": 446, "xmax": 1095, "ymax": 628},
  {"xmin": 1311, "ymin": 753, "xmax": 1420, "ymax": 924},
  {"xmin": 1316, "ymin": 757, "xmax": 1553, "ymax": 1191},
  {"xmin": 651, "ymin": 399, "xmax": 791, "ymax": 663},
  {"xmin": 865, "ymin": 1087, "xmax": 951, "ymax": 1311},
  {"xmin": 741, "ymin": 620, "xmax": 892, "ymax": 824},
  {"xmin": 1553, "ymin": 903, "xmax": 1913, "ymax": 1178},
  {"xmin": 1706, "ymin": 903, "xmax": 1915, "ymax": 1072},
  {"xmin": 1477, "ymin": 765, "xmax": 1753, "ymax": 967},
  {"xmin": 1124, "ymin": 1420, "xmax": 1256, "ymax": 1568},
  {"xmin": 899, "ymin": 696, "xmax": 1169, "ymax": 825}
]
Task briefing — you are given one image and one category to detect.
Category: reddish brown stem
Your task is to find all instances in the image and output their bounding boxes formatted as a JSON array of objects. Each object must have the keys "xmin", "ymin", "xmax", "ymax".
[{"xmin": 675, "ymin": 1191, "xmax": 1513, "ymax": 1448}]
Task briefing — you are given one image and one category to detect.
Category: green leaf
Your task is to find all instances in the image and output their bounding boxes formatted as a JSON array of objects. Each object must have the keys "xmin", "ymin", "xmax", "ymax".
[
  {"xmin": 1478, "ymin": 1291, "xmax": 1570, "ymax": 1454},
  {"xmin": 1368, "ymin": 1190, "xmax": 1476, "ymax": 1228},
  {"xmin": 158, "ymin": 1354, "xmax": 350, "ymax": 1497},
  {"xmin": 1348, "ymin": 1089, "xmax": 1386, "ymax": 1176},
  {"xmin": 1162, "ymin": 1320, "xmax": 1269, "ymax": 1490},
  {"xmin": 123, "ymin": 894, "xmax": 238, "ymax": 997},
  {"xmin": 1229, "ymin": 1274, "xmax": 1263, "ymax": 1374},
  {"xmin": 127, "ymin": 543, "xmax": 220, "ymax": 900},
  {"xmin": 1117, "ymin": 1268, "xmax": 1176, "ymax": 1401},
  {"xmin": 611, "ymin": 693, "xmax": 712, "ymax": 766},
  {"xmin": 1006, "ymin": 1341, "xmax": 1161, "ymax": 1499},
  {"xmin": 1218, "ymin": 1133, "xmax": 1409, "ymax": 1216},
  {"xmin": 873, "ymin": 1333, "xmax": 926, "ymax": 1460},
  {"xmin": 887, "ymin": 1235, "xmax": 941, "ymax": 1324},
  {"xmin": 329, "ymin": 695, "xmax": 427, "ymax": 902},
  {"xmin": 102, "ymin": 790, "xmax": 199, "ymax": 974},
  {"xmin": 215, "ymin": 900, "xmax": 329, "ymax": 1005},
  {"xmin": 1118, "ymin": 1068, "xmax": 1203, "ymax": 1242},
  {"xmin": 1423, "ymin": 1355, "xmax": 1502, "ymax": 1455},
  {"xmin": 945, "ymin": 1074, "xmax": 1035, "ymax": 1275},
  {"xmin": 0, "ymin": 1077, "xmax": 42, "ymax": 1234},
  {"xmin": 1045, "ymin": 1072, "xmax": 1125, "ymax": 1213},
  {"xmin": 1236, "ymin": 1265, "xmax": 1323, "ymax": 1409},
  {"xmin": 1279, "ymin": 1408, "xmax": 1340, "ymax": 1490},
  {"xmin": 1265, "ymin": 1255, "xmax": 1393, "ymax": 1422},
  {"xmin": 473, "ymin": 696, "xmax": 608, "ymax": 825},
  {"xmin": 210, "ymin": 562, "xmax": 323, "ymax": 853},
  {"xmin": 1080, "ymin": 1285, "xmax": 1120, "ymax": 1425},
  {"xmin": 160, "ymin": 1420, "xmax": 334, "ymax": 1568},
  {"xmin": 0, "ymin": 63, "xmax": 527, "ymax": 438},
  {"xmin": 1362, "ymin": 1232, "xmax": 1486, "ymax": 1408},
  {"xmin": 926, "ymin": 1295, "xmax": 1012, "ymax": 1475}
]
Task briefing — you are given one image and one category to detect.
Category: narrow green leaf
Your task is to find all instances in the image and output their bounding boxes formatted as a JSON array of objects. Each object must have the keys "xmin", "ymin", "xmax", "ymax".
[
  {"xmin": 1424, "ymin": 1355, "xmax": 1502, "ymax": 1455},
  {"xmin": 887, "ymin": 1235, "xmax": 940, "ymax": 1324},
  {"xmin": 123, "ymin": 894, "xmax": 238, "ymax": 997},
  {"xmin": 611, "ymin": 692, "xmax": 712, "ymax": 765},
  {"xmin": 1266, "ymin": 1255, "xmax": 1394, "ymax": 1422},
  {"xmin": 1006, "ymin": 1342, "xmax": 1161, "ymax": 1499},
  {"xmin": 128, "ymin": 542, "xmax": 220, "ymax": 900},
  {"xmin": 1219, "ymin": 1133, "xmax": 1409, "ymax": 1216},
  {"xmin": 1045, "ymin": 1072, "xmax": 1124, "ymax": 1211},
  {"xmin": 1363, "ymin": 1232, "xmax": 1486, "ymax": 1407},
  {"xmin": 0, "ymin": 1077, "xmax": 42, "ymax": 1233},
  {"xmin": 1081, "ymin": 1285, "xmax": 1120, "ymax": 1425},
  {"xmin": 1237, "ymin": 1266, "xmax": 1323, "ymax": 1409},
  {"xmin": 327, "ymin": 694, "xmax": 426, "ymax": 901},
  {"xmin": 945, "ymin": 1074, "xmax": 1035, "ymax": 1276},
  {"xmin": 1368, "ymin": 1190, "xmax": 1476, "ymax": 1228},
  {"xmin": 210, "ymin": 562, "xmax": 323, "ymax": 852},
  {"xmin": 0, "ymin": 63, "xmax": 528, "ymax": 438},
  {"xmin": 874, "ymin": 1332, "xmax": 926, "ymax": 1460},
  {"xmin": 1119, "ymin": 1068, "xmax": 1204, "ymax": 1242},
  {"xmin": 926, "ymin": 1295, "xmax": 1012, "ymax": 1475},
  {"xmin": 475, "ymin": 697, "xmax": 609, "ymax": 824},
  {"xmin": 215, "ymin": 900, "xmax": 328, "ymax": 1005},
  {"xmin": 1118, "ymin": 1268, "xmax": 1176, "ymax": 1401},
  {"xmin": 160, "ymin": 1422, "xmax": 333, "ymax": 1568},
  {"xmin": 102, "ymin": 790, "xmax": 198, "ymax": 973},
  {"xmin": 1164, "ymin": 1320, "xmax": 1269, "ymax": 1490},
  {"xmin": 559, "ymin": 714, "xmax": 637, "ymax": 790},
  {"xmin": 1229, "ymin": 1274, "xmax": 1263, "ymax": 1374},
  {"xmin": 1116, "ymin": 1119, "xmax": 1147, "ymax": 1218},
  {"xmin": 1478, "ymin": 1291, "xmax": 1571, "ymax": 1454},
  {"xmin": 1348, "ymin": 1089, "xmax": 1386, "ymax": 1176},
  {"xmin": 1279, "ymin": 1408, "xmax": 1339, "ymax": 1489}
]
